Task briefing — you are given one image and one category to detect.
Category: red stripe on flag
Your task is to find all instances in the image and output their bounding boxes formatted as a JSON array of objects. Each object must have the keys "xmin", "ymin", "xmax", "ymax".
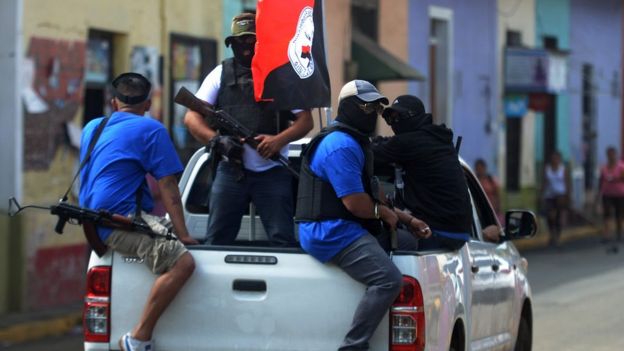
[{"xmin": 253, "ymin": 0, "xmax": 315, "ymax": 102}]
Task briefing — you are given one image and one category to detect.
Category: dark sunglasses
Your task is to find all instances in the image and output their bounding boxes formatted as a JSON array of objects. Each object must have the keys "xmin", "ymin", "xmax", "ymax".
[
  {"xmin": 382, "ymin": 110, "xmax": 413, "ymax": 125},
  {"xmin": 358, "ymin": 102, "xmax": 384, "ymax": 115}
]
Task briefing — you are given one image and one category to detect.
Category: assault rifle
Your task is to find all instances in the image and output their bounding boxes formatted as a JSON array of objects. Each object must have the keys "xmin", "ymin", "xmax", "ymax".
[
  {"xmin": 8, "ymin": 197, "xmax": 171, "ymax": 258},
  {"xmin": 174, "ymin": 87, "xmax": 299, "ymax": 178}
]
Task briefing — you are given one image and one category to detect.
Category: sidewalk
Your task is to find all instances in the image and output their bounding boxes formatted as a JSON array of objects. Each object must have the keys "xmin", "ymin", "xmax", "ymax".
[
  {"xmin": 0, "ymin": 222, "xmax": 604, "ymax": 347},
  {"xmin": 513, "ymin": 220, "xmax": 602, "ymax": 251},
  {"xmin": 0, "ymin": 304, "xmax": 82, "ymax": 348}
]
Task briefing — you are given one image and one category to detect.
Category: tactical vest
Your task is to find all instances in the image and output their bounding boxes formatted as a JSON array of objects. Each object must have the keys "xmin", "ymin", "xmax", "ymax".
[
  {"xmin": 215, "ymin": 58, "xmax": 289, "ymax": 135},
  {"xmin": 295, "ymin": 124, "xmax": 381, "ymax": 234}
]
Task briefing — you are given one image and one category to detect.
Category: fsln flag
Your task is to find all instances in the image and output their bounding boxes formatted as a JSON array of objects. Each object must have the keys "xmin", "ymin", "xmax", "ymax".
[{"xmin": 252, "ymin": 0, "xmax": 331, "ymax": 110}]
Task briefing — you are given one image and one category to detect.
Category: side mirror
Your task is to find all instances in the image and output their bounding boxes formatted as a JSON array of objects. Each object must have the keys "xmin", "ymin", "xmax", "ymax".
[{"xmin": 503, "ymin": 210, "xmax": 538, "ymax": 240}]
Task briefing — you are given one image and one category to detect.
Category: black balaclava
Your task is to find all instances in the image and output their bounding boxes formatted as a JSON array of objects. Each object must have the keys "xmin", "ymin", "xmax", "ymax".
[
  {"xmin": 391, "ymin": 111, "xmax": 433, "ymax": 135},
  {"xmin": 335, "ymin": 96, "xmax": 379, "ymax": 136},
  {"xmin": 231, "ymin": 39, "xmax": 255, "ymax": 68}
]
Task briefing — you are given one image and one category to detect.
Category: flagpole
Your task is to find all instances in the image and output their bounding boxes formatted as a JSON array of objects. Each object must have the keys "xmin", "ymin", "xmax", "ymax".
[{"xmin": 320, "ymin": 0, "xmax": 332, "ymax": 127}]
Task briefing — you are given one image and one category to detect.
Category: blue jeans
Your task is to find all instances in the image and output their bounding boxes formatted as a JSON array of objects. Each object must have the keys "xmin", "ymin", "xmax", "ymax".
[
  {"xmin": 332, "ymin": 233, "xmax": 403, "ymax": 350},
  {"xmin": 205, "ymin": 161, "xmax": 295, "ymax": 246}
]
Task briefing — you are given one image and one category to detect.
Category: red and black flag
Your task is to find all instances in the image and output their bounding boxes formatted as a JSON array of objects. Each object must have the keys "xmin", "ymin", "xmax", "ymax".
[{"xmin": 252, "ymin": 0, "xmax": 331, "ymax": 110}]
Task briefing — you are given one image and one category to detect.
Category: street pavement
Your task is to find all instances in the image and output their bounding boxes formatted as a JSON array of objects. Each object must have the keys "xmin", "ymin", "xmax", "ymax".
[{"xmin": 524, "ymin": 236, "xmax": 624, "ymax": 350}]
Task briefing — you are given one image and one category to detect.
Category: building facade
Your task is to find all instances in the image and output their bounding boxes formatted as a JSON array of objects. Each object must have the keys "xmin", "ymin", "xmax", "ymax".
[
  {"xmin": 408, "ymin": 0, "xmax": 499, "ymax": 170},
  {"xmin": 1, "ymin": 0, "xmax": 223, "ymax": 314}
]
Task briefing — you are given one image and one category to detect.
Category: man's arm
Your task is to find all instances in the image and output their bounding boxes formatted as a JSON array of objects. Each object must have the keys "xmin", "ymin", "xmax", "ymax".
[
  {"xmin": 184, "ymin": 109, "xmax": 218, "ymax": 145},
  {"xmin": 341, "ymin": 193, "xmax": 398, "ymax": 231},
  {"xmin": 255, "ymin": 110, "xmax": 314, "ymax": 159},
  {"xmin": 158, "ymin": 175, "xmax": 198, "ymax": 245}
]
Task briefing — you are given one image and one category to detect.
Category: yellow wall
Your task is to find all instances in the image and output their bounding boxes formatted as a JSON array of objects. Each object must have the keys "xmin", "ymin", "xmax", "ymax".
[
  {"xmin": 324, "ymin": 0, "xmax": 351, "ymax": 130},
  {"xmin": 15, "ymin": 0, "xmax": 223, "ymax": 312},
  {"xmin": 378, "ymin": 0, "xmax": 410, "ymax": 136},
  {"xmin": 497, "ymin": 0, "xmax": 537, "ymax": 187}
]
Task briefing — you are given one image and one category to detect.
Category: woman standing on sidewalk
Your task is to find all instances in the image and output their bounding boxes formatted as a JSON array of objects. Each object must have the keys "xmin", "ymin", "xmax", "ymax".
[
  {"xmin": 598, "ymin": 146, "xmax": 624, "ymax": 254},
  {"xmin": 541, "ymin": 150, "xmax": 571, "ymax": 247}
]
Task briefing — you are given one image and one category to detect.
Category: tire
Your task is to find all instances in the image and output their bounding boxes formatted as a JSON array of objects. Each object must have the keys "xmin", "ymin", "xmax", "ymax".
[{"xmin": 514, "ymin": 315, "xmax": 532, "ymax": 351}]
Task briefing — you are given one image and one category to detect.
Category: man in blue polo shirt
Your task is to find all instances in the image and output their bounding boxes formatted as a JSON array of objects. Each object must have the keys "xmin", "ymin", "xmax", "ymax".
[
  {"xmin": 296, "ymin": 80, "xmax": 429, "ymax": 350},
  {"xmin": 80, "ymin": 72, "xmax": 197, "ymax": 351}
]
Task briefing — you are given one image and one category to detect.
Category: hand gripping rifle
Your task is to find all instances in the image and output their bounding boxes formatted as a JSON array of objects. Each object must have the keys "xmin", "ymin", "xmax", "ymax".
[
  {"xmin": 8, "ymin": 197, "xmax": 170, "ymax": 258},
  {"xmin": 174, "ymin": 87, "xmax": 299, "ymax": 178}
]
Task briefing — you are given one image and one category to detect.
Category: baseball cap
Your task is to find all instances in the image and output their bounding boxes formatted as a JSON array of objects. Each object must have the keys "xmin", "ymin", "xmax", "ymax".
[
  {"xmin": 382, "ymin": 94, "xmax": 425, "ymax": 119},
  {"xmin": 111, "ymin": 72, "xmax": 151, "ymax": 105},
  {"xmin": 225, "ymin": 13, "xmax": 256, "ymax": 47},
  {"xmin": 339, "ymin": 80, "xmax": 389, "ymax": 105}
]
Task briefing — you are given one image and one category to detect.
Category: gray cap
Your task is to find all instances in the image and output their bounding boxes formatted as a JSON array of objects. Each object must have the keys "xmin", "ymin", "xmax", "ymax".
[{"xmin": 338, "ymin": 80, "xmax": 389, "ymax": 104}]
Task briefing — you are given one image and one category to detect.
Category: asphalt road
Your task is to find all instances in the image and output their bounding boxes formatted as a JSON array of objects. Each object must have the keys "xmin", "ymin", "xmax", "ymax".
[
  {"xmin": 523, "ymin": 236, "xmax": 624, "ymax": 351},
  {"xmin": 4, "ymin": 235, "xmax": 623, "ymax": 351}
]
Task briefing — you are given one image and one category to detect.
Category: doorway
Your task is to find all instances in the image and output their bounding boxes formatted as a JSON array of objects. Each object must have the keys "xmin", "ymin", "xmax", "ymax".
[
  {"xmin": 428, "ymin": 7, "xmax": 452, "ymax": 126},
  {"xmin": 83, "ymin": 30, "xmax": 114, "ymax": 125}
]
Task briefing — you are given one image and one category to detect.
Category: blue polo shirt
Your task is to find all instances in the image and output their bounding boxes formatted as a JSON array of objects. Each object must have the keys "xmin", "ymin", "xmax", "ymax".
[
  {"xmin": 298, "ymin": 131, "xmax": 368, "ymax": 262},
  {"xmin": 79, "ymin": 112, "xmax": 183, "ymax": 241}
]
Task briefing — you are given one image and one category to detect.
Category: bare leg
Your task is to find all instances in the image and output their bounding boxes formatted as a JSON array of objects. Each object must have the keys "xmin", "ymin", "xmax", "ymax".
[{"xmin": 132, "ymin": 252, "xmax": 195, "ymax": 340}]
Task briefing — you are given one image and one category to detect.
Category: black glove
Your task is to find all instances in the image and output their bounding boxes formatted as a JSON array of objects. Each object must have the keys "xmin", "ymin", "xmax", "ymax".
[{"xmin": 209, "ymin": 135, "xmax": 244, "ymax": 163}]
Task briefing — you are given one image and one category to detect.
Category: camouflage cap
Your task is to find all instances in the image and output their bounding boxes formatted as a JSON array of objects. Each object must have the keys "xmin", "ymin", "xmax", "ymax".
[{"xmin": 224, "ymin": 13, "xmax": 256, "ymax": 47}]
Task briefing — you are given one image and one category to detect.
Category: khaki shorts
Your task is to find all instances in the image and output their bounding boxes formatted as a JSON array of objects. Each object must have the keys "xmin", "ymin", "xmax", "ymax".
[{"xmin": 105, "ymin": 213, "xmax": 188, "ymax": 274}]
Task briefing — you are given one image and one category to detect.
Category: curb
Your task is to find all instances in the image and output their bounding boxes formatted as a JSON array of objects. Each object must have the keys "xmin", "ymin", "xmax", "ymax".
[
  {"xmin": 513, "ymin": 224, "xmax": 602, "ymax": 251},
  {"xmin": 0, "ymin": 311, "xmax": 81, "ymax": 345}
]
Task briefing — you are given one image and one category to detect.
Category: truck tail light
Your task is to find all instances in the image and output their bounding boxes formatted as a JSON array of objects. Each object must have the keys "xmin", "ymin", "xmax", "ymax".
[
  {"xmin": 83, "ymin": 266, "xmax": 111, "ymax": 343},
  {"xmin": 390, "ymin": 276, "xmax": 425, "ymax": 351}
]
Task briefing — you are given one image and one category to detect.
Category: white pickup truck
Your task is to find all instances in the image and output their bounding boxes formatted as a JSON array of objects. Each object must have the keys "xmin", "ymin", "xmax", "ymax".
[{"xmin": 83, "ymin": 143, "xmax": 537, "ymax": 351}]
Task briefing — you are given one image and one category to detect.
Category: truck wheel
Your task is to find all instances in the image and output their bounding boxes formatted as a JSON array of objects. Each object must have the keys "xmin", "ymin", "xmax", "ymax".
[
  {"xmin": 449, "ymin": 320, "xmax": 465, "ymax": 351},
  {"xmin": 514, "ymin": 315, "xmax": 532, "ymax": 351}
]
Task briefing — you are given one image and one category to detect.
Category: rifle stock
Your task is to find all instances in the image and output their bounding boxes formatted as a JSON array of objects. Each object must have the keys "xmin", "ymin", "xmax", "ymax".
[{"xmin": 174, "ymin": 87, "xmax": 299, "ymax": 178}]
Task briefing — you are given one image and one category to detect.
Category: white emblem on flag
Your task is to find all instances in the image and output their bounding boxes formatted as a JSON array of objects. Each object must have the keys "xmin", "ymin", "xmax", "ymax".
[{"xmin": 288, "ymin": 6, "xmax": 315, "ymax": 79}]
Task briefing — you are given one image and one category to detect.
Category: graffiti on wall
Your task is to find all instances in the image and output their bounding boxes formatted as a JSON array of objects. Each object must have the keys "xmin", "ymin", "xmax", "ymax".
[
  {"xmin": 29, "ymin": 244, "xmax": 87, "ymax": 309},
  {"xmin": 23, "ymin": 37, "xmax": 85, "ymax": 170}
]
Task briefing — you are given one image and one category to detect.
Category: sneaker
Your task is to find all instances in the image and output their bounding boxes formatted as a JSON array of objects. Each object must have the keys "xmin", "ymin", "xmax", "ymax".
[{"xmin": 119, "ymin": 332, "xmax": 153, "ymax": 351}]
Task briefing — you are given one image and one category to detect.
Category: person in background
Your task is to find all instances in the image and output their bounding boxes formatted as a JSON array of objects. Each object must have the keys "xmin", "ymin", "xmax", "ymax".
[
  {"xmin": 475, "ymin": 158, "xmax": 503, "ymax": 224},
  {"xmin": 598, "ymin": 146, "xmax": 624, "ymax": 254},
  {"xmin": 541, "ymin": 150, "xmax": 571, "ymax": 248}
]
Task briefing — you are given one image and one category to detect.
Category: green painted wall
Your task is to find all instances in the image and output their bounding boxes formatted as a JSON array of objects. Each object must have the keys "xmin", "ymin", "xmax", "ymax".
[
  {"xmin": 222, "ymin": 0, "xmax": 257, "ymax": 61},
  {"xmin": 535, "ymin": 0, "xmax": 570, "ymax": 50}
]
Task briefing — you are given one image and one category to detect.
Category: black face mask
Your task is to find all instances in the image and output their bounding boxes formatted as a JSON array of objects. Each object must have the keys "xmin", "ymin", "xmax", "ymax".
[
  {"xmin": 390, "ymin": 112, "xmax": 433, "ymax": 135},
  {"xmin": 231, "ymin": 41, "xmax": 255, "ymax": 67},
  {"xmin": 336, "ymin": 97, "xmax": 379, "ymax": 136}
]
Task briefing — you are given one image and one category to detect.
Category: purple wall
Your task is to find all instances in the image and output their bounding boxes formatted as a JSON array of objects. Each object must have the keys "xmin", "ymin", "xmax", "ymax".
[
  {"xmin": 569, "ymin": 0, "xmax": 622, "ymax": 166},
  {"xmin": 408, "ymin": 0, "xmax": 499, "ymax": 171}
]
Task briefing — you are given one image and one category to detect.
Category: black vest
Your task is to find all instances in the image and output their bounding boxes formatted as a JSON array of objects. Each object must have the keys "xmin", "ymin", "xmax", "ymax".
[
  {"xmin": 215, "ymin": 58, "xmax": 289, "ymax": 135},
  {"xmin": 295, "ymin": 124, "xmax": 381, "ymax": 233}
]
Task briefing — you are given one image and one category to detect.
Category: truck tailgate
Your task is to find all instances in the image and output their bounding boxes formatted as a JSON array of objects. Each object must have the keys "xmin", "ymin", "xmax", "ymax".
[{"xmin": 110, "ymin": 247, "xmax": 390, "ymax": 351}]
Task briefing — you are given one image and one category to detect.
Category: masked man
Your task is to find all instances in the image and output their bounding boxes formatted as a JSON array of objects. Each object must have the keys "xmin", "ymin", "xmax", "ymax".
[
  {"xmin": 372, "ymin": 95, "xmax": 472, "ymax": 250},
  {"xmin": 184, "ymin": 13, "xmax": 313, "ymax": 246},
  {"xmin": 296, "ymin": 81, "xmax": 429, "ymax": 350}
]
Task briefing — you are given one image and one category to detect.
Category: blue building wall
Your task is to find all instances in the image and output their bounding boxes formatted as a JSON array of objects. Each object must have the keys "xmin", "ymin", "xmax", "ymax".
[
  {"xmin": 408, "ymin": 0, "xmax": 499, "ymax": 170},
  {"xmin": 569, "ymin": 0, "xmax": 622, "ymax": 167},
  {"xmin": 534, "ymin": 0, "xmax": 571, "ymax": 163}
]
